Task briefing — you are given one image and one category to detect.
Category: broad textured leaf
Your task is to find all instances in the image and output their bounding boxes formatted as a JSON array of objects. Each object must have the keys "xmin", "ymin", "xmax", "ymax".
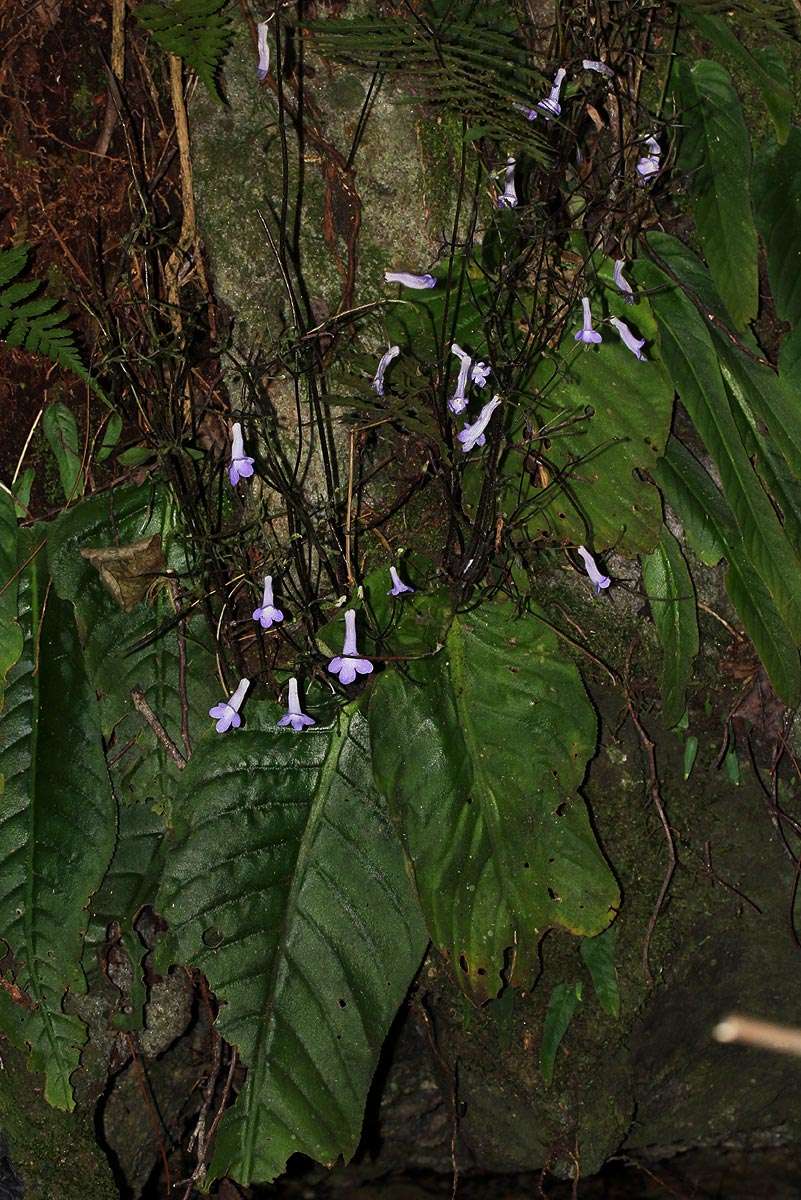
[
  {"xmin": 369, "ymin": 599, "xmax": 619, "ymax": 1004},
  {"xmin": 540, "ymin": 981, "xmax": 581, "ymax": 1084},
  {"xmin": 637, "ymin": 257, "xmax": 801, "ymax": 641},
  {"xmin": 685, "ymin": 11, "xmax": 791, "ymax": 144},
  {"xmin": 676, "ymin": 61, "xmax": 758, "ymax": 329},
  {"xmin": 655, "ymin": 439, "xmax": 801, "ymax": 704},
  {"xmin": 155, "ymin": 708, "xmax": 427, "ymax": 1187},
  {"xmin": 779, "ymin": 326, "xmax": 801, "ymax": 386},
  {"xmin": 0, "ymin": 491, "xmax": 23, "ymax": 704},
  {"xmin": 48, "ymin": 486, "xmax": 216, "ymax": 814},
  {"xmin": 0, "ymin": 531, "xmax": 115, "ymax": 1107},
  {"xmin": 504, "ymin": 291, "xmax": 673, "ymax": 554},
  {"xmin": 43, "ymin": 402, "xmax": 83, "ymax": 502},
  {"xmin": 580, "ymin": 926, "xmax": 619, "ymax": 1018},
  {"xmin": 753, "ymin": 127, "xmax": 801, "ymax": 328},
  {"xmin": 642, "ymin": 528, "xmax": 699, "ymax": 728}
]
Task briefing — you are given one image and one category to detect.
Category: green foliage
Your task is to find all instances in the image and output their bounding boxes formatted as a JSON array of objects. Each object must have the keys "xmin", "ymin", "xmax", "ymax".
[
  {"xmin": 0, "ymin": 530, "xmax": 115, "ymax": 1108},
  {"xmin": 540, "ymin": 980, "xmax": 582, "ymax": 1084},
  {"xmin": 655, "ymin": 438, "xmax": 801, "ymax": 704},
  {"xmin": 0, "ymin": 244, "xmax": 104, "ymax": 399},
  {"xmin": 369, "ymin": 599, "xmax": 619, "ymax": 1004},
  {"xmin": 505, "ymin": 282, "xmax": 673, "ymax": 554},
  {"xmin": 580, "ymin": 926, "xmax": 620, "ymax": 1018},
  {"xmin": 685, "ymin": 11, "xmax": 792, "ymax": 144},
  {"xmin": 155, "ymin": 709, "xmax": 427, "ymax": 1186},
  {"xmin": 135, "ymin": 0, "xmax": 233, "ymax": 100},
  {"xmin": 308, "ymin": 6, "xmax": 549, "ymax": 162},
  {"xmin": 43, "ymin": 402, "xmax": 84, "ymax": 503},
  {"xmin": 637, "ymin": 248, "xmax": 801, "ymax": 644},
  {"xmin": 0, "ymin": 490, "xmax": 23, "ymax": 706},
  {"xmin": 676, "ymin": 61, "xmax": 758, "ymax": 330},
  {"xmin": 753, "ymin": 126, "xmax": 801, "ymax": 328},
  {"xmin": 642, "ymin": 527, "xmax": 699, "ymax": 729}
]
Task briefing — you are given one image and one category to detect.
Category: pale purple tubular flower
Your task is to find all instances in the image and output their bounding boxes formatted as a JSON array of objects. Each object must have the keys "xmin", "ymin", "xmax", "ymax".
[
  {"xmin": 328, "ymin": 609, "xmax": 373, "ymax": 685},
  {"xmin": 613, "ymin": 259, "xmax": 635, "ymax": 305},
  {"xmin": 457, "ymin": 395, "xmax": 502, "ymax": 453},
  {"xmin": 636, "ymin": 134, "xmax": 661, "ymax": 183},
  {"xmin": 388, "ymin": 565, "xmax": 414, "ymax": 597},
  {"xmin": 256, "ymin": 21, "xmax": 270, "ymax": 80},
  {"xmin": 534, "ymin": 67, "xmax": 566, "ymax": 119},
  {"xmin": 228, "ymin": 421, "xmax": 255, "ymax": 486},
  {"xmin": 277, "ymin": 677, "xmax": 315, "ymax": 731},
  {"xmin": 471, "ymin": 360, "xmax": 491, "ymax": 388},
  {"xmin": 449, "ymin": 344, "xmax": 472, "ymax": 414},
  {"xmin": 373, "ymin": 344, "xmax": 400, "ymax": 396},
  {"xmin": 497, "ymin": 157, "xmax": 518, "ymax": 208},
  {"xmin": 209, "ymin": 678, "xmax": 250, "ymax": 734},
  {"xmin": 574, "ymin": 297, "xmax": 603, "ymax": 345},
  {"xmin": 577, "ymin": 546, "xmax": 611, "ymax": 596},
  {"xmin": 384, "ymin": 271, "xmax": 437, "ymax": 289},
  {"xmin": 252, "ymin": 574, "xmax": 284, "ymax": 629},
  {"xmin": 609, "ymin": 316, "xmax": 647, "ymax": 361},
  {"xmin": 583, "ymin": 59, "xmax": 614, "ymax": 79}
]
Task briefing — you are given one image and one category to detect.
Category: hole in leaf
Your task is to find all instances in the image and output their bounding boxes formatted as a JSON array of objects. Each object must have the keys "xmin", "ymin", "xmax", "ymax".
[
  {"xmin": 459, "ymin": 954, "xmax": 469, "ymax": 974},
  {"xmin": 477, "ymin": 967, "xmax": 486, "ymax": 976},
  {"xmin": 202, "ymin": 927, "xmax": 224, "ymax": 949},
  {"xmin": 338, "ymin": 998, "xmax": 347, "ymax": 1009},
  {"xmin": 523, "ymin": 862, "xmax": 530, "ymax": 869},
  {"xmin": 547, "ymin": 887, "xmax": 561, "ymax": 901}
]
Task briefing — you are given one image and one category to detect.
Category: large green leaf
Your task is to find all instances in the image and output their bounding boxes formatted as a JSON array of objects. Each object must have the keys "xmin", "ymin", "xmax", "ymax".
[
  {"xmin": 540, "ymin": 980, "xmax": 582, "ymax": 1085},
  {"xmin": 502, "ymin": 288, "xmax": 674, "ymax": 554},
  {"xmin": 48, "ymin": 486, "xmax": 216, "ymax": 814},
  {"xmin": 579, "ymin": 926, "xmax": 620, "ymax": 1018},
  {"xmin": 655, "ymin": 438, "xmax": 801, "ymax": 704},
  {"xmin": 676, "ymin": 60, "xmax": 758, "ymax": 329},
  {"xmin": 0, "ymin": 490, "xmax": 23, "ymax": 705},
  {"xmin": 685, "ymin": 11, "xmax": 792, "ymax": 144},
  {"xmin": 42, "ymin": 402, "xmax": 84, "ymax": 503},
  {"xmin": 641, "ymin": 527, "xmax": 699, "ymax": 729},
  {"xmin": 753, "ymin": 127, "xmax": 801, "ymax": 328},
  {"xmin": 637, "ymin": 257, "xmax": 801, "ymax": 642},
  {"xmin": 0, "ymin": 531, "xmax": 115, "ymax": 1107},
  {"xmin": 369, "ymin": 599, "xmax": 619, "ymax": 1004},
  {"xmin": 155, "ymin": 708, "xmax": 427, "ymax": 1186}
]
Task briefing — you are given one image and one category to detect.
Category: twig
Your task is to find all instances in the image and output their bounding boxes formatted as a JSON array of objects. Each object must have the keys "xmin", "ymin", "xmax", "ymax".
[
  {"xmin": 714, "ymin": 1013, "xmax": 801, "ymax": 1057},
  {"xmin": 130, "ymin": 688, "xmax": 187, "ymax": 769},
  {"xmin": 624, "ymin": 639, "xmax": 676, "ymax": 986},
  {"xmin": 95, "ymin": 0, "xmax": 127, "ymax": 156}
]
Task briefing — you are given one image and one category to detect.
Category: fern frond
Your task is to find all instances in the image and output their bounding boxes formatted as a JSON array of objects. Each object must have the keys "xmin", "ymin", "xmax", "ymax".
[
  {"xmin": 136, "ymin": 0, "xmax": 232, "ymax": 100},
  {"xmin": 678, "ymin": 0, "xmax": 796, "ymax": 36},
  {"xmin": 0, "ymin": 244, "xmax": 105, "ymax": 400},
  {"xmin": 308, "ymin": 10, "xmax": 550, "ymax": 163}
]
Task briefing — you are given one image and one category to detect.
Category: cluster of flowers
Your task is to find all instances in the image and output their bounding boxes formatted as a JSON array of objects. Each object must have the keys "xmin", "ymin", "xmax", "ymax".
[{"xmin": 215, "ymin": 49, "xmax": 640, "ymax": 733}]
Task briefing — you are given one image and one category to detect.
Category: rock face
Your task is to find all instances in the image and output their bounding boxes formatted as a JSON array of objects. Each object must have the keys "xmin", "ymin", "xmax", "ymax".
[{"xmin": 179, "ymin": 8, "xmax": 801, "ymax": 1192}]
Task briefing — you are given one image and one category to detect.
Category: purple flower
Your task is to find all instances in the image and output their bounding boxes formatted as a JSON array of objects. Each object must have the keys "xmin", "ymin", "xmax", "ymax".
[
  {"xmin": 373, "ymin": 344, "xmax": 400, "ymax": 396},
  {"xmin": 388, "ymin": 565, "xmax": 414, "ymax": 597},
  {"xmin": 229, "ymin": 421, "xmax": 255, "ymax": 487},
  {"xmin": 583, "ymin": 59, "xmax": 614, "ymax": 79},
  {"xmin": 449, "ymin": 344, "xmax": 472, "ymax": 414},
  {"xmin": 277, "ymin": 677, "xmax": 315, "ymax": 732},
  {"xmin": 384, "ymin": 271, "xmax": 437, "ymax": 289},
  {"xmin": 613, "ymin": 259, "xmax": 634, "ymax": 304},
  {"xmin": 497, "ymin": 156, "xmax": 518, "ymax": 208},
  {"xmin": 577, "ymin": 545, "xmax": 611, "ymax": 596},
  {"xmin": 609, "ymin": 316, "xmax": 647, "ymax": 361},
  {"xmin": 328, "ymin": 609, "xmax": 373, "ymax": 685},
  {"xmin": 636, "ymin": 135, "xmax": 661, "ymax": 183},
  {"xmin": 471, "ymin": 360, "xmax": 491, "ymax": 388},
  {"xmin": 252, "ymin": 574, "xmax": 284, "ymax": 629},
  {"xmin": 256, "ymin": 21, "xmax": 270, "ymax": 81},
  {"xmin": 531, "ymin": 67, "xmax": 566, "ymax": 119},
  {"xmin": 209, "ymin": 678, "xmax": 250, "ymax": 733},
  {"xmin": 574, "ymin": 297, "xmax": 603, "ymax": 346},
  {"xmin": 457, "ymin": 395, "xmax": 502, "ymax": 453}
]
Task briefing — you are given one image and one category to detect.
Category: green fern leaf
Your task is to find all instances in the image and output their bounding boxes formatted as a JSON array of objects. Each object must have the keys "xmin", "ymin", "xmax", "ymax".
[
  {"xmin": 0, "ymin": 245, "xmax": 105, "ymax": 400},
  {"xmin": 136, "ymin": 0, "xmax": 232, "ymax": 100}
]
